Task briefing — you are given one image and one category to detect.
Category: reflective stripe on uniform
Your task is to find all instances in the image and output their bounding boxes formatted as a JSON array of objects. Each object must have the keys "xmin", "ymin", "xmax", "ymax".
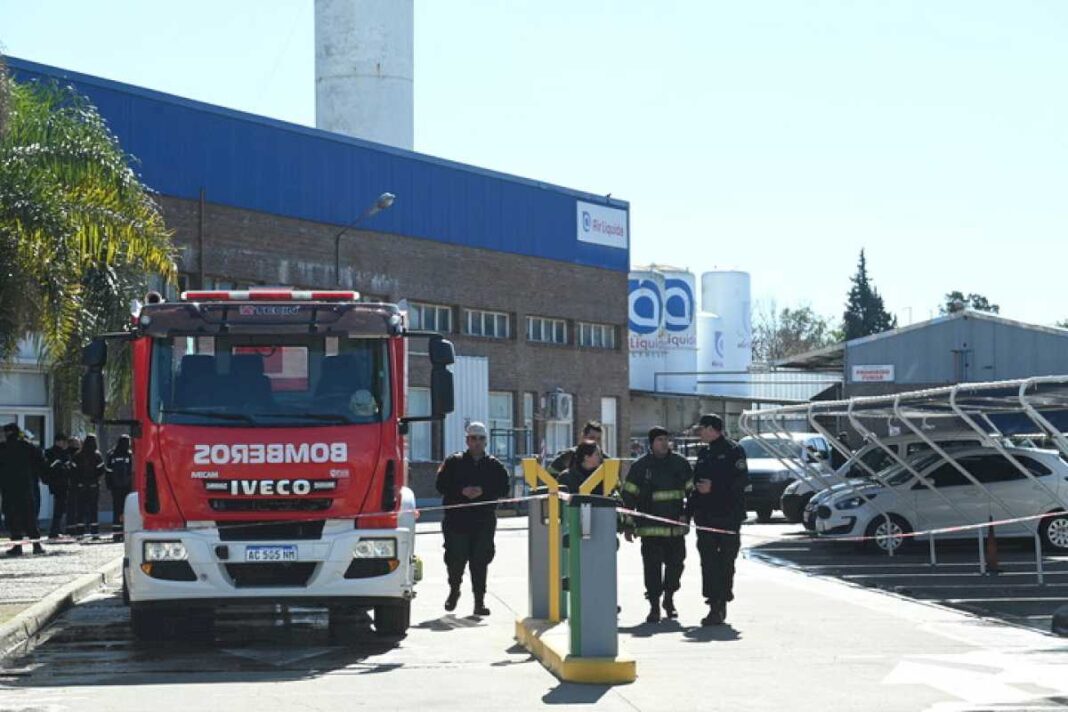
[
  {"xmin": 622, "ymin": 481, "xmax": 642, "ymax": 495},
  {"xmin": 651, "ymin": 489, "xmax": 686, "ymax": 501},
  {"xmin": 635, "ymin": 525, "xmax": 688, "ymax": 537}
]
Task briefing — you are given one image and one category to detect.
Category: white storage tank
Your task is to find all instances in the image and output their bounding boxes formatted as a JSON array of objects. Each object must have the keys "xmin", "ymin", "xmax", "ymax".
[
  {"xmin": 659, "ymin": 268, "xmax": 698, "ymax": 394},
  {"xmin": 698, "ymin": 270, "xmax": 752, "ymax": 397},
  {"xmin": 315, "ymin": 0, "xmax": 414, "ymax": 150},
  {"xmin": 628, "ymin": 268, "xmax": 667, "ymax": 392}
]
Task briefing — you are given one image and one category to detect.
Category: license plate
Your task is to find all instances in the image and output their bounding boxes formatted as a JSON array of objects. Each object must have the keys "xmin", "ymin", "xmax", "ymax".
[{"xmin": 245, "ymin": 545, "xmax": 298, "ymax": 562}]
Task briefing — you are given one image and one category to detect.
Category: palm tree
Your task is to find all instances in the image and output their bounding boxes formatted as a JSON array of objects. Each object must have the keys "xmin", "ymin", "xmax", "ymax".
[{"xmin": 1, "ymin": 57, "xmax": 176, "ymax": 415}]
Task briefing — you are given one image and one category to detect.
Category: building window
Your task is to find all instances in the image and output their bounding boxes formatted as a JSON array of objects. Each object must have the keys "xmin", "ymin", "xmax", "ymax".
[
  {"xmin": 527, "ymin": 316, "xmax": 567, "ymax": 345},
  {"xmin": 578, "ymin": 322, "xmax": 616, "ymax": 349},
  {"xmin": 488, "ymin": 391, "xmax": 514, "ymax": 458},
  {"xmin": 406, "ymin": 387, "xmax": 432, "ymax": 462},
  {"xmin": 600, "ymin": 396, "xmax": 618, "ymax": 456},
  {"xmin": 463, "ymin": 309, "xmax": 510, "ymax": 339},
  {"xmin": 409, "ymin": 302, "xmax": 453, "ymax": 333},
  {"xmin": 544, "ymin": 391, "xmax": 574, "ymax": 456}
]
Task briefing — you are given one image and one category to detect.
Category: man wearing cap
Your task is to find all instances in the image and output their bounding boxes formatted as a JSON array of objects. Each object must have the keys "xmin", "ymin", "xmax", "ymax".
[
  {"xmin": 686, "ymin": 414, "xmax": 748, "ymax": 626},
  {"xmin": 621, "ymin": 426, "xmax": 693, "ymax": 623},
  {"xmin": 0, "ymin": 423, "xmax": 48, "ymax": 556},
  {"xmin": 435, "ymin": 421, "xmax": 511, "ymax": 616}
]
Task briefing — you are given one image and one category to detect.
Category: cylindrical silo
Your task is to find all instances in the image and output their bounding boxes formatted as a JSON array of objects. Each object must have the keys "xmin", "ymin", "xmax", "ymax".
[
  {"xmin": 628, "ymin": 269, "xmax": 667, "ymax": 392},
  {"xmin": 315, "ymin": 0, "xmax": 414, "ymax": 150},
  {"xmin": 698, "ymin": 271, "xmax": 752, "ymax": 397},
  {"xmin": 660, "ymin": 269, "xmax": 698, "ymax": 394}
]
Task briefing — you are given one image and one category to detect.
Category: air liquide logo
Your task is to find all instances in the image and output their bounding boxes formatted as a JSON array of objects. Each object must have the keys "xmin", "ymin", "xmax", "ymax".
[
  {"xmin": 576, "ymin": 201, "xmax": 627, "ymax": 249},
  {"xmin": 628, "ymin": 276, "xmax": 698, "ymax": 355},
  {"xmin": 193, "ymin": 442, "xmax": 348, "ymax": 465}
]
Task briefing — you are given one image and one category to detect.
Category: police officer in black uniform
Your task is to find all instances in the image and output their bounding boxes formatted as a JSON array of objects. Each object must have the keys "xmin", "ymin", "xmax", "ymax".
[
  {"xmin": 0, "ymin": 423, "xmax": 47, "ymax": 556},
  {"xmin": 44, "ymin": 433, "xmax": 74, "ymax": 538},
  {"xmin": 106, "ymin": 434, "xmax": 133, "ymax": 541},
  {"xmin": 436, "ymin": 421, "xmax": 510, "ymax": 617},
  {"xmin": 686, "ymin": 414, "xmax": 748, "ymax": 626}
]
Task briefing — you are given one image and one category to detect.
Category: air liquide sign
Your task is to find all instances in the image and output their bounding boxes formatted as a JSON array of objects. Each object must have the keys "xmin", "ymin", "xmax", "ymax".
[
  {"xmin": 577, "ymin": 201, "xmax": 628, "ymax": 249},
  {"xmin": 628, "ymin": 276, "xmax": 697, "ymax": 356}
]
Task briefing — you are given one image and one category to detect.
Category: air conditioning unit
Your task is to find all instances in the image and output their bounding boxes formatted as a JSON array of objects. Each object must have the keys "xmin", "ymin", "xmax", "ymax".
[{"xmin": 547, "ymin": 391, "xmax": 573, "ymax": 421}]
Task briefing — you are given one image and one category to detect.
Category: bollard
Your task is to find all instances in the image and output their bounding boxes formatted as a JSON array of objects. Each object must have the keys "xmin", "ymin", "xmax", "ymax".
[
  {"xmin": 564, "ymin": 493, "xmax": 620, "ymax": 658},
  {"xmin": 515, "ymin": 458, "xmax": 635, "ymax": 684}
]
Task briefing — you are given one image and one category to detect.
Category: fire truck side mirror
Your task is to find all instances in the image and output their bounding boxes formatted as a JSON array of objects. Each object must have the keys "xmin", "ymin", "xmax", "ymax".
[
  {"xmin": 431, "ymin": 366, "xmax": 454, "ymax": 418},
  {"xmin": 428, "ymin": 336, "xmax": 455, "ymax": 367},
  {"xmin": 82, "ymin": 338, "xmax": 108, "ymax": 368},
  {"xmin": 81, "ymin": 370, "xmax": 105, "ymax": 423}
]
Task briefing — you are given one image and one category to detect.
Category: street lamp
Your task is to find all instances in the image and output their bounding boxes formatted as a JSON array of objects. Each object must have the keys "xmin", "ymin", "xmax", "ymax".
[{"xmin": 334, "ymin": 192, "xmax": 396, "ymax": 286}]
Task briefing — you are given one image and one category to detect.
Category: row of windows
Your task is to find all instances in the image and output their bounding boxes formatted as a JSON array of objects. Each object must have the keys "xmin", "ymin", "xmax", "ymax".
[{"xmin": 411, "ymin": 301, "xmax": 616, "ymax": 349}]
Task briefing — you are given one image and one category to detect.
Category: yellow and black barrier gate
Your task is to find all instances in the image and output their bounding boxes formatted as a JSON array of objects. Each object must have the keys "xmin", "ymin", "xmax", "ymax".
[{"xmin": 514, "ymin": 459, "xmax": 636, "ymax": 684}]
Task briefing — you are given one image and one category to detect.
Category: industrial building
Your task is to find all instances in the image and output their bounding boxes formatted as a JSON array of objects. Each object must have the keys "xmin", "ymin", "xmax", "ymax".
[{"xmin": 4, "ymin": 55, "xmax": 631, "ymax": 498}]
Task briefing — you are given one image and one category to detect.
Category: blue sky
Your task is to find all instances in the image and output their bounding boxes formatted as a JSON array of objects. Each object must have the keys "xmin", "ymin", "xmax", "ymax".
[{"xmin": 2, "ymin": 1, "xmax": 1066, "ymax": 326}]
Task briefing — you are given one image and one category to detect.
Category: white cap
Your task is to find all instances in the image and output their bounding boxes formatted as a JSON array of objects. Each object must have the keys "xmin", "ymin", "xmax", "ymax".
[{"xmin": 465, "ymin": 421, "xmax": 488, "ymax": 438}]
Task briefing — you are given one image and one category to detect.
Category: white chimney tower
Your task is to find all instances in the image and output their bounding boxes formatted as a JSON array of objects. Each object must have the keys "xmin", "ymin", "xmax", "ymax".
[{"xmin": 314, "ymin": 0, "xmax": 414, "ymax": 150}]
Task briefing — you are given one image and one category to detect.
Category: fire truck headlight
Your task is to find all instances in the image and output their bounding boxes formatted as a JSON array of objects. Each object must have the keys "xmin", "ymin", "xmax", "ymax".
[
  {"xmin": 143, "ymin": 541, "xmax": 189, "ymax": 562},
  {"xmin": 353, "ymin": 538, "xmax": 396, "ymax": 559}
]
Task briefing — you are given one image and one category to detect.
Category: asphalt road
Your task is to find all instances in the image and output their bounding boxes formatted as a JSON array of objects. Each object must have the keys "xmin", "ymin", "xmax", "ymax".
[
  {"xmin": 2, "ymin": 520, "xmax": 1067, "ymax": 712},
  {"xmin": 746, "ymin": 517, "xmax": 1068, "ymax": 634}
]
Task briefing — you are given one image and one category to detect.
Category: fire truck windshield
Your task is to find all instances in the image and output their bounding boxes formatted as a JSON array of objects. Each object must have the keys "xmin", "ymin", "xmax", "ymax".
[{"xmin": 148, "ymin": 334, "xmax": 391, "ymax": 427}]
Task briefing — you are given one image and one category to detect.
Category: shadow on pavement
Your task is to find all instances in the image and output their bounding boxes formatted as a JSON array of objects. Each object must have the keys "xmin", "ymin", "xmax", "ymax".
[
  {"xmin": 682, "ymin": 624, "xmax": 741, "ymax": 642},
  {"xmin": 0, "ymin": 593, "xmax": 407, "ymax": 687},
  {"xmin": 414, "ymin": 614, "xmax": 488, "ymax": 632},
  {"xmin": 618, "ymin": 620, "xmax": 685, "ymax": 637},
  {"xmin": 542, "ymin": 682, "xmax": 612, "ymax": 705}
]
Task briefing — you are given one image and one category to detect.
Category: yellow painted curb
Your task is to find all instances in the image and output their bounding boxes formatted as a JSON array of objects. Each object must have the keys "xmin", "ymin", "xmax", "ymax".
[{"xmin": 515, "ymin": 617, "xmax": 636, "ymax": 685}]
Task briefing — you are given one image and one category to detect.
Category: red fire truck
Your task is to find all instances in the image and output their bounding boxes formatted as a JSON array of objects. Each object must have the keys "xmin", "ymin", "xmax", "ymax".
[{"xmin": 81, "ymin": 288, "xmax": 455, "ymax": 640}]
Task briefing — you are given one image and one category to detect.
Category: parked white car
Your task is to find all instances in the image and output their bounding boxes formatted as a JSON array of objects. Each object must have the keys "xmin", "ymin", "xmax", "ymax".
[
  {"xmin": 814, "ymin": 446, "xmax": 1068, "ymax": 553},
  {"xmin": 788, "ymin": 433, "xmax": 986, "ymax": 527}
]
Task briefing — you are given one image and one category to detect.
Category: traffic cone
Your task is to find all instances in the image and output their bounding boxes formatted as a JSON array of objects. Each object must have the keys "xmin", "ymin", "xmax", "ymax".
[{"xmin": 985, "ymin": 517, "xmax": 1000, "ymax": 575}]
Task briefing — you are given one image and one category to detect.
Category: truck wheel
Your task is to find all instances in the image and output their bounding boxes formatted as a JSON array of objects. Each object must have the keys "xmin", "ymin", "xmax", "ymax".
[
  {"xmin": 756, "ymin": 506, "xmax": 774, "ymax": 523},
  {"xmin": 130, "ymin": 605, "xmax": 167, "ymax": 642},
  {"xmin": 373, "ymin": 601, "xmax": 411, "ymax": 637}
]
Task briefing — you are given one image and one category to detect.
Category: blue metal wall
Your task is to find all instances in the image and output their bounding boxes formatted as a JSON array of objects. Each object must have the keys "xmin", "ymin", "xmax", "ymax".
[
  {"xmin": 7, "ymin": 57, "xmax": 629, "ymax": 272},
  {"xmin": 846, "ymin": 314, "xmax": 1068, "ymax": 384}
]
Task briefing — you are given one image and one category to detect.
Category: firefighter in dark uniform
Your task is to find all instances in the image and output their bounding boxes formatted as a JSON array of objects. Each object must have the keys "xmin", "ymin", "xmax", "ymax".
[
  {"xmin": 621, "ymin": 426, "xmax": 693, "ymax": 623},
  {"xmin": 0, "ymin": 423, "xmax": 47, "ymax": 556},
  {"xmin": 106, "ymin": 435, "xmax": 134, "ymax": 541},
  {"xmin": 436, "ymin": 421, "xmax": 510, "ymax": 617},
  {"xmin": 44, "ymin": 434, "xmax": 74, "ymax": 539},
  {"xmin": 686, "ymin": 414, "xmax": 748, "ymax": 626}
]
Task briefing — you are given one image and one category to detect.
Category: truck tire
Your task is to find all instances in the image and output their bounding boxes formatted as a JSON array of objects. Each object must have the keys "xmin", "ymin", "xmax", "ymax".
[
  {"xmin": 756, "ymin": 506, "xmax": 774, "ymax": 523},
  {"xmin": 373, "ymin": 601, "xmax": 411, "ymax": 637}
]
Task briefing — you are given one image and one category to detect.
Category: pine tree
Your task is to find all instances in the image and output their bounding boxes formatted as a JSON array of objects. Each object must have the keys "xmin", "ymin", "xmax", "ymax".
[{"xmin": 842, "ymin": 250, "xmax": 896, "ymax": 340}]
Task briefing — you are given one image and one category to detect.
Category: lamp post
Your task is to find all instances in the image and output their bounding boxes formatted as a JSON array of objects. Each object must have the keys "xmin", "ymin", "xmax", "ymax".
[{"xmin": 334, "ymin": 192, "xmax": 396, "ymax": 286}]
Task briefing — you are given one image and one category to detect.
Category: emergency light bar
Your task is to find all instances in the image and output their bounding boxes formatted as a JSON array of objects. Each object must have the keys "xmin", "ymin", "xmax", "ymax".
[{"xmin": 180, "ymin": 289, "xmax": 360, "ymax": 302}]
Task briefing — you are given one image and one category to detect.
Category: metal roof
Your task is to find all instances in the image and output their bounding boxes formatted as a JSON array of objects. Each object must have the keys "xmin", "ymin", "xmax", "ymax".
[{"xmin": 6, "ymin": 56, "xmax": 630, "ymax": 273}]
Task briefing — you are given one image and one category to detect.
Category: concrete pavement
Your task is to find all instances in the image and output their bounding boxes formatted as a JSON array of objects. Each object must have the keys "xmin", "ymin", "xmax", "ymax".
[{"xmin": 0, "ymin": 520, "xmax": 1066, "ymax": 711}]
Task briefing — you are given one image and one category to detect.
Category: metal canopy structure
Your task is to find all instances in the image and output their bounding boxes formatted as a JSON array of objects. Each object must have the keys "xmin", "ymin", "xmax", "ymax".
[{"xmin": 739, "ymin": 376, "xmax": 1068, "ymax": 582}]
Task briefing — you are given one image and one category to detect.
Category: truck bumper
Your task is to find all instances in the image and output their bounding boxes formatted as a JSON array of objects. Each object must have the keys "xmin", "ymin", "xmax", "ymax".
[{"xmin": 125, "ymin": 519, "xmax": 417, "ymax": 606}]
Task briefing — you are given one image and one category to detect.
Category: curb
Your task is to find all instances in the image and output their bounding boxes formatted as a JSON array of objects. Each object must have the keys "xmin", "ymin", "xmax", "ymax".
[{"xmin": 0, "ymin": 556, "xmax": 123, "ymax": 658}]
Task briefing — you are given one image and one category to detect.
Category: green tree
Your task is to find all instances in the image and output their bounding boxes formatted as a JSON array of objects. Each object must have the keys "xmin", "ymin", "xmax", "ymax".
[
  {"xmin": 941, "ymin": 291, "xmax": 1000, "ymax": 314},
  {"xmin": 842, "ymin": 249, "xmax": 896, "ymax": 340},
  {"xmin": 1, "ymin": 58, "xmax": 176, "ymax": 415},
  {"xmin": 752, "ymin": 302, "xmax": 839, "ymax": 362}
]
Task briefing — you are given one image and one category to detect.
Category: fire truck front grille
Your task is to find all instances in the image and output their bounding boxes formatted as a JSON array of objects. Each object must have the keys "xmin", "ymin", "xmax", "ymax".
[
  {"xmin": 216, "ymin": 520, "xmax": 326, "ymax": 542},
  {"xmin": 225, "ymin": 562, "xmax": 318, "ymax": 588},
  {"xmin": 209, "ymin": 498, "xmax": 332, "ymax": 513}
]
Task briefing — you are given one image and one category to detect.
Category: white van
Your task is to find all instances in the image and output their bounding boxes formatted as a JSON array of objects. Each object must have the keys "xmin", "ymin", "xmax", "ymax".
[{"xmin": 814, "ymin": 446, "xmax": 1068, "ymax": 553}]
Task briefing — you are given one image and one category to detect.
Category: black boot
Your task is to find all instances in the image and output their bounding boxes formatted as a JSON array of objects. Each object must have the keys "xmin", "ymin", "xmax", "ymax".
[
  {"xmin": 718, "ymin": 599, "xmax": 727, "ymax": 623},
  {"xmin": 646, "ymin": 596, "xmax": 661, "ymax": 623},
  {"xmin": 5, "ymin": 545, "xmax": 23, "ymax": 557},
  {"xmin": 444, "ymin": 586, "xmax": 460, "ymax": 612},
  {"xmin": 662, "ymin": 592, "xmax": 678, "ymax": 619},
  {"xmin": 32, "ymin": 542, "xmax": 45, "ymax": 555},
  {"xmin": 473, "ymin": 595, "xmax": 490, "ymax": 617},
  {"xmin": 701, "ymin": 600, "xmax": 724, "ymax": 626}
]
